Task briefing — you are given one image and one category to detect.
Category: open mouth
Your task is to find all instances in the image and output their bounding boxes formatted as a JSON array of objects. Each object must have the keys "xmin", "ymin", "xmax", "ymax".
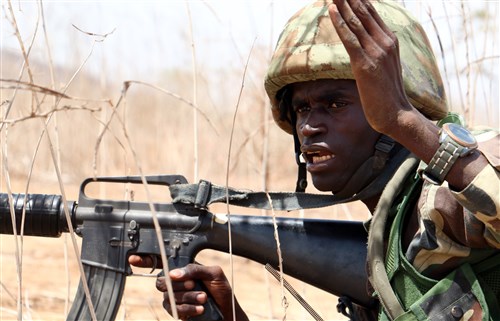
[{"xmin": 303, "ymin": 151, "xmax": 335, "ymax": 164}]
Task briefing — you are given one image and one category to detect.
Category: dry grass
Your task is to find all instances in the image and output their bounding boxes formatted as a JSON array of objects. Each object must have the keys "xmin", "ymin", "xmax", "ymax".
[{"xmin": 1, "ymin": 1, "xmax": 498, "ymax": 320}]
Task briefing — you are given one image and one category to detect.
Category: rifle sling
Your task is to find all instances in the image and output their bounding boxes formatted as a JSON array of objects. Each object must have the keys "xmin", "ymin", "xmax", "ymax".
[{"xmin": 169, "ymin": 148, "xmax": 410, "ymax": 212}]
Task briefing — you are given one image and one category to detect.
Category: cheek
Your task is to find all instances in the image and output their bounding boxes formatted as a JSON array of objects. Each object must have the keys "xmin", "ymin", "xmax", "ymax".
[
  {"xmin": 357, "ymin": 128, "xmax": 379, "ymax": 151},
  {"xmin": 295, "ymin": 122, "xmax": 305, "ymax": 142},
  {"xmin": 349, "ymin": 116, "xmax": 379, "ymax": 153}
]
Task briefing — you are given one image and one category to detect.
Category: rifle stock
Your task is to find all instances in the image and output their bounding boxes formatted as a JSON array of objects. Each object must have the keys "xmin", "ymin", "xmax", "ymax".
[{"xmin": 0, "ymin": 175, "xmax": 374, "ymax": 320}]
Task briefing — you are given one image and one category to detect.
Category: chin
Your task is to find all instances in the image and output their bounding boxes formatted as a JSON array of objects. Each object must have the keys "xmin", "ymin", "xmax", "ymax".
[{"xmin": 310, "ymin": 175, "xmax": 342, "ymax": 193}]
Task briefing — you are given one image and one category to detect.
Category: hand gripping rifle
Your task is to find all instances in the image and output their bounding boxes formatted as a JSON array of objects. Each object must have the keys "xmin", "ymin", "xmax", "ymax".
[{"xmin": 0, "ymin": 175, "xmax": 374, "ymax": 320}]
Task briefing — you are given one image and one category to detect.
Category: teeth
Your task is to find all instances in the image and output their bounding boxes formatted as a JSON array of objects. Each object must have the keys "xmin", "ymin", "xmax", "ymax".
[{"xmin": 312, "ymin": 154, "xmax": 333, "ymax": 164}]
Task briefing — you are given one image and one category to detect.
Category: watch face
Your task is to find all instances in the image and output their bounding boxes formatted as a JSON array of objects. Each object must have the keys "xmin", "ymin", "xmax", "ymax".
[{"xmin": 443, "ymin": 123, "xmax": 478, "ymax": 148}]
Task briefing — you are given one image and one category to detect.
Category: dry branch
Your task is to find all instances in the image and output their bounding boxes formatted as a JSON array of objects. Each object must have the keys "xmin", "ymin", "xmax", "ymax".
[{"xmin": 1, "ymin": 79, "xmax": 112, "ymax": 103}]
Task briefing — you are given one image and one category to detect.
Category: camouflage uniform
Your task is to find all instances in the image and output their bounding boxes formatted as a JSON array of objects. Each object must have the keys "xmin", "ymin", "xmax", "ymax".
[
  {"xmin": 412, "ymin": 133, "xmax": 500, "ymax": 276},
  {"xmin": 387, "ymin": 129, "xmax": 500, "ymax": 321},
  {"xmin": 264, "ymin": 1, "xmax": 500, "ymax": 320}
]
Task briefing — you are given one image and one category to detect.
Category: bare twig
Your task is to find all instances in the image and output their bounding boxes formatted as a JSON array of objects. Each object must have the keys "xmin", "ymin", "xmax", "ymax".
[
  {"xmin": 224, "ymin": 38, "xmax": 257, "ymax": 321},
  {"xmin": 122, "ymin": 80, "xmax": 219, "ymax": 135},
  {"xmin": 72, "ymin": 24, "xmax": 116, "ymax": 42},
  {"xmin": 228, "ymin": 121, "xmax": 267, "ymax": 173},
  {"xmin": 185, "ymin": 0, "xmax": 199, "ymax": 182},
  {"xmin": 427, "ymin": 7, "xmax": 452, "ymax": 108},
  {"xmin": 265, "ymin": 193, "xmax": 288, "ymax": 321},
  {"xmin": 442, "ymin": 2, "xmax": 466, "ymax": 115},
  {"xmin": 4, "ymin": 0, "xmax": 44, "ymax": 316},
  {"xmin": 1, "ymin": 79, "xmax": 112, "ymax": 103},
  {"xmin": 104, "ymin": 89, "xmax": 180, "ymax": 320},
  {"xmin": 0, "ymin": 281, "xmax": 17, "ymax": 303},
  {"xmin": 37, "ymin": 1, "xmax": 73, "ymax": 311},
  {"xmin": 0, "ymin": 104, "xmax": 101, "ymax": 124},
  {"xmin": 4, "ymin": 1, "xmax": 114, "ymax": 318},
  {"xmin": 1, "ymin": 142, "xmax": 23, "ymax": 319},
  {"xmin": 461, "ymin": 3, "xmax": 472, "ymax": 124}
]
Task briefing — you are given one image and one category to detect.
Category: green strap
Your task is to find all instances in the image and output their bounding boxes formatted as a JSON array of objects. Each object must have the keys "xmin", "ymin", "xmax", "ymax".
[
  {"xmin": 436, "ymin": 111, "xmax": 465, "ymax": 127},
  {"xmin": 384, "ymin": 174, "xmax": 424, "ymax": 282},
  {"xmin": 366, "ymin": 155, "xmax": 420, "ymax": 320},
  {"xmin": 384, "ymin": 175, "xmax": 435, "ymax": 312}
]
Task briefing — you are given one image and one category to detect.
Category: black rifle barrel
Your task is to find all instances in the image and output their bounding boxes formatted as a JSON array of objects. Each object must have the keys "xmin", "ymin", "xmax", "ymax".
[{"xmin": 0, "ymin": 193, "xmax": 76, "ymax": 237}]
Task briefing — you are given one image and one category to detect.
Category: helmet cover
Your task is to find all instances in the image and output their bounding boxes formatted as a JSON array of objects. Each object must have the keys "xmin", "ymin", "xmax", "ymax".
[{"xmin": 264, "ymin": 0, "xmax": 448, "ymax": 134}]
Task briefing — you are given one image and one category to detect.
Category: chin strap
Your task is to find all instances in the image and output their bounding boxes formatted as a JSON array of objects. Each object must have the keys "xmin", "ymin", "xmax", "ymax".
[
  {"xmin": 294, "ymin": 142, "xmax": 308, "ymax": 192},
  {"xmin": 333, "ymin": 142, "xmax": 408, "ymax": 204},
  {"xmin": 291, "ymin": 107, "xmax": 308, "ymax": 193},
  {"xmin": 334, "ymin": 134, "xmax": 397, "ymax": 199}
]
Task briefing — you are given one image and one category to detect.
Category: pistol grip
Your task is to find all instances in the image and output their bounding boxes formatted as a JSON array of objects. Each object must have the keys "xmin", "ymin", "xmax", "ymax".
[
  {"xmin": 189, "ymin": 281, "xmax": 223, "ymax": 321},
  {"xmin": 165, "ymin": 257, "xmax": 223, "ymax": 321}
]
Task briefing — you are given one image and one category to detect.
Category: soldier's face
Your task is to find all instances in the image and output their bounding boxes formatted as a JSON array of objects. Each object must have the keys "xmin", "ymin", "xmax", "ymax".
[{"xmin": 291, "ymin": 79, "xmax": 380, "ymax": 193}]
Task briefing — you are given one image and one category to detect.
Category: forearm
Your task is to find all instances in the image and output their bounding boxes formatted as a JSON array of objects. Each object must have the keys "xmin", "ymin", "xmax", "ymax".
[{"xmin": 385, "ymin": 107, "xmax": 489, "ymax": 191}]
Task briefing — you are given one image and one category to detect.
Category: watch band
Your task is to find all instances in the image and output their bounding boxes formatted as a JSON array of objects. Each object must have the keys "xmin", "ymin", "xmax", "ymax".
[{"xmin": 422, "ymin": 139, "xmax": 461, "ymax": 185}]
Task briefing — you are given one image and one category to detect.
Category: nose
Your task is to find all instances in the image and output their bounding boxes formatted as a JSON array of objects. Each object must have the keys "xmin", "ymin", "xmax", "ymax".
[
  {"xmin": 298, "ymin": 109, "xmax": 326, "ymax": 137},
  {"xmin": 299, "ymin": 123, "xmax": 323, "ymax": 137}
]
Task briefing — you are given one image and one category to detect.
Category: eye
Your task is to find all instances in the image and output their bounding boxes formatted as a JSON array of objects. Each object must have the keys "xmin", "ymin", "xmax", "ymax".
[
  {"xmin": 329, "ymin": 101, "xmax": 347, "ymax": 109},
  {"xmin": 295, "ymin": 105, "xmax": 310, "ymax": 114}
]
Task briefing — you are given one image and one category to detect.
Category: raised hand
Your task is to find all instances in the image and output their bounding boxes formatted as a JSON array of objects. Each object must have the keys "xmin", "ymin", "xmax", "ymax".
[{"xmin": 328, "ymin": 0, "xmax": 413, "ymax": 135}]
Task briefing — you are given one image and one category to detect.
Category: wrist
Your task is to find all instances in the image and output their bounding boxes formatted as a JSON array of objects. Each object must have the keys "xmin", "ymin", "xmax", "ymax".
[{"xmin": 381, "ymin": 108, "xmax": 425, "ymax": 141}]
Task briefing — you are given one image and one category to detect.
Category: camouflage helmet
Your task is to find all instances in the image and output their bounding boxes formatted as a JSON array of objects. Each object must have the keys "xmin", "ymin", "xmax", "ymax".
[{"xmin": 264, "ymin": 0, "xmax": 448, "ymax": 134}]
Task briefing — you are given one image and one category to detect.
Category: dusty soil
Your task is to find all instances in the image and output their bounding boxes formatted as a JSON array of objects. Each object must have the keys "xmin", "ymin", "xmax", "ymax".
[{"xmin": 1, "ymin": 182, "xmax": 370, "ymax": 321}]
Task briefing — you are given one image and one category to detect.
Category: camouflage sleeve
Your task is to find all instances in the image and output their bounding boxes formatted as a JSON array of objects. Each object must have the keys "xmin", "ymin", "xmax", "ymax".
[
  {"xmin": 452, "ymin": 130, "xmax": 500, "ymax": 248},
  {"xmin": 408, "ymin": 130, "xmax": 499, "ymax": 275}
]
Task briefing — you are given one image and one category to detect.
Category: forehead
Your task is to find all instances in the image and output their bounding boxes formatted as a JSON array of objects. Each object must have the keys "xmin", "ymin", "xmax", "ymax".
[{"xmin": 290, "ymin": 79, "xmax": 358, "ymax": 99}]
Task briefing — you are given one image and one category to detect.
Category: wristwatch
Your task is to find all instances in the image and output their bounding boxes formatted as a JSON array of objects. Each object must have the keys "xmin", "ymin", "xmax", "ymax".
[{"xmin": 422, "ymin": 123, "xmax": 478, "ymax": 185}]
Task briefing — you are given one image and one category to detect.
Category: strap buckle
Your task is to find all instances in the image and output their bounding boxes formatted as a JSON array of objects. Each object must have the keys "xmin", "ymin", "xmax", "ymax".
[
  {"xmin": 194, "ymin": 180, "xmax": 212, "ymax": 210},
  {"xmin": 374, "ymin": 135, "xmax": 396, "ymax": 171}
]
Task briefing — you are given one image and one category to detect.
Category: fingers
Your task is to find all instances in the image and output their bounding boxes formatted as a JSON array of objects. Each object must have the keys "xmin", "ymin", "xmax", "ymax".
[
  {"xmin": 329, "ymin": 0, "xmax": 396, "ymax": 53},
  {"xmin": 128, "ymin": 255, "xmax": 150, "ymax": 267},
  {"xmin": 156, "ymin": 276, "xmax": 195, "ymax": 292},
  {"xmin": 181, "ymin": 264, "xmax": 227, "ymax": 282},
  {"xmin": 156, "ymin": 268, "xmax": 208, "ymax": 320},
  {"xmin": 157, "ymin": 278, "xmax": 207, "ymax": 304},
  {"xmin": 161, "ymin": 263, "xmax": 226, "ymax": 282},
  {"xmin": 128, "ymin": 255, "xmax": 163, "ymax": 268},
  {"xmin": 359, "ymin": 0, "xmax": 395, "ymax": 39},
  {"xmin": 156, "ymin": 264, "xmax": 246, "ymax": 321},
  {"xmin": 330, "ymin": 0, "xmax": 370, "ymax": 51},
  {"xmin": 154, "ymin": 264, "xmax": 225, "ymax": 294},
  {"xmin": 161, "ymin": 290, "xmax": 206, "ymax": 320}
]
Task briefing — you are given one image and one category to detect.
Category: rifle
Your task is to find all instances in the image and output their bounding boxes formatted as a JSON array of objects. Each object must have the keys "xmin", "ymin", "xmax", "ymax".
[{"xmin": 0, "ymin": 175, "xmax": 374, "ymax": 320}]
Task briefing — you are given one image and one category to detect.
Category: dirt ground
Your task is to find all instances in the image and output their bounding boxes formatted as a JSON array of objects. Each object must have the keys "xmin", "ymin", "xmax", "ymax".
[
  {"xmin": 0, "ymin": 182, "xmax": 370, "ymax": 321},
  {"xmin": 0, "ymin": 237, "xmax": 348, "ymax": 321}
]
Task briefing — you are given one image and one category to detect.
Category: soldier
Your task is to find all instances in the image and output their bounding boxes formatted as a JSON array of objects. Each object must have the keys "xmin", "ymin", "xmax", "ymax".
[{"xmin": 131, "ymin": 0, "xmax": 500, "ymax": 320}]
